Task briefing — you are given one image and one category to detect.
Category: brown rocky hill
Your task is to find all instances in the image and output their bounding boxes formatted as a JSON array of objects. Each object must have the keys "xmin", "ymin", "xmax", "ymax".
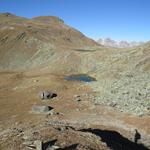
[{"xmin": 0, "ymin": 13, "xmax": 99, "ymax": 70}]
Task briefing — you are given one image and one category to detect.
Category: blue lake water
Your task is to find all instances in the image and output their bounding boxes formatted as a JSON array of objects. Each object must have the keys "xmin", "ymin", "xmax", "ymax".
[{"xmin": 65, "ymin": 74, "xmax": 96, "ymax": 82}]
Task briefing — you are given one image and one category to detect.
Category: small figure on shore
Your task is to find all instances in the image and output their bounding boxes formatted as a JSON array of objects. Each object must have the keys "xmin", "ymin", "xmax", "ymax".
[{"xmin": 134, "ymin": 129, "xmax": 141, "ymax": 143}]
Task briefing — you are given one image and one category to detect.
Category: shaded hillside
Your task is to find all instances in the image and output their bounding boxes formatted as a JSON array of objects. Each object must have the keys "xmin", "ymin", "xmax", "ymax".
[
  {"xmin": 0, "ymin": 13, "xmax": 99, "ymax": 70},
  {"xmin": 134, "ymin": 41, "xmax": 150, "ymax": 71}
]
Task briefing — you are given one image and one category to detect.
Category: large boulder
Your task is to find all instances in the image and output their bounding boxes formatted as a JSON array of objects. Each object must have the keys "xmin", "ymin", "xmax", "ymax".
[{"xmin": 39, "ymin": 91, "xmax": 57, "ymax": 100}]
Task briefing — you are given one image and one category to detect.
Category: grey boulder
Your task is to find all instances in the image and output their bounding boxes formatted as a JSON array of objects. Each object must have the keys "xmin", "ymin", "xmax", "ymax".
[{"xmin": 39, "ymin": 91, "xmax": 57, "ymax": 100}]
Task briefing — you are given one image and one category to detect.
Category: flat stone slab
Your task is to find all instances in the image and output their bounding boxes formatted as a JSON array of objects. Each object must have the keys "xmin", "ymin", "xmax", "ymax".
[{"xmin": 31, "ymin": 105, "xmax": 53, "ymax": 114}]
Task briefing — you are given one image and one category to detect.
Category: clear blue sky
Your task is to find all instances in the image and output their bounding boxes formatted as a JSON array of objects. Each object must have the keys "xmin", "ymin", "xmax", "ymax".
[{"xmin": 0, "ymin": 0, "xmax": 150, "ymax": 42}]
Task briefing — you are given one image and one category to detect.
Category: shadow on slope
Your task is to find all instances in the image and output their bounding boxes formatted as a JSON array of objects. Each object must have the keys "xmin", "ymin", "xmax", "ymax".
[
  {"xmin": 79, "ymin": 128, "xmax": 149, "ymax": 150},
  {"xmin": 43, "ymin": 139, "xmax": 78, "ymax": 150},
  {"xmin": 61, "ymin": 144, "xmax": 78, "ymax": 150},
  {"xmin": 43, "ymin": 139, "xmax": 57, "ymax": 150}
]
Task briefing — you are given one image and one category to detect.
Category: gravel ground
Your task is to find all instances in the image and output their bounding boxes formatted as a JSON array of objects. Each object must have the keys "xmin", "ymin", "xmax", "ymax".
[{"xmin": 89, "ymin": 71, "xmax": 150, "ymax": 116}]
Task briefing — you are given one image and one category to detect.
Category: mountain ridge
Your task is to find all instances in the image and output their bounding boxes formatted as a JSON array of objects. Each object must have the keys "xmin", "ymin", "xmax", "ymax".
[{"xmin": 0, "ymin": 13, "xmax": 100, "ymax": 71}]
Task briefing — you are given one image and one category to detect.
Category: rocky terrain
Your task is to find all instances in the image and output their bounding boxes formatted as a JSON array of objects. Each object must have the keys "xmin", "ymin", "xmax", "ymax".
[
  {"xmin": 0, "ymin": 13, "xmax": 150, "ymax": 150},
  {"xmin": 97, "ymin": 38, "xmax": 144, "ymax": 48},
  {"xmin": 89, "ymin": 42, "xmax": 150, "ymax": 116}
]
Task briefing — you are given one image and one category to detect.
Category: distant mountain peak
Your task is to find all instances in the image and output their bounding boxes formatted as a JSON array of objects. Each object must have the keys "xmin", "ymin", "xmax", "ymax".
[{"xmin": 97, "ymin": 38, "xmax": 144, "ymax": 48}]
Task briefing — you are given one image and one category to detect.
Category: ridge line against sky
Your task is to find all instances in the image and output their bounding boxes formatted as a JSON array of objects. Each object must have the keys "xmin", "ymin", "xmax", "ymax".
[{"xmin": 0, "ymin": 0, "xmax": 150, "ymax": 42}]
